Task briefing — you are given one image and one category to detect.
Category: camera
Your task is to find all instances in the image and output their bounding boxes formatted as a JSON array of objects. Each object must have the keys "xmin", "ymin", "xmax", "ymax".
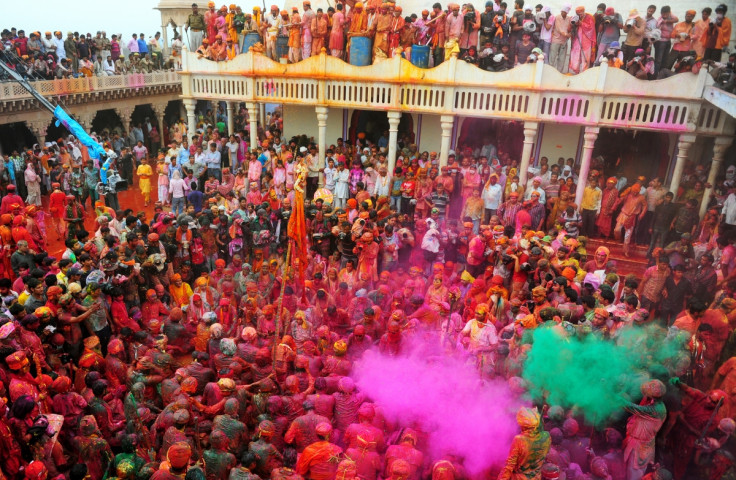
[
  {"xmin": 634, "ymin": 56, "xmax": 641, "ymax": 62},
  {"xmin": 464, "ymin": 11, "xmax": 476, "ymax": 23},
  {"xmin": 603, "ymin": 15, "xmax": 614, "ymax": 24},
  {"xmin": 625, "ymin": 18, "xmax": 635, "ymax": 27}
]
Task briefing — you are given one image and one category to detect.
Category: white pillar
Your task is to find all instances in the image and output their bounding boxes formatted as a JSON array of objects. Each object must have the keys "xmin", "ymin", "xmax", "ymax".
[
  {"xmin": 700, "ymin": 136, "xmax": 733, "ymax": 217},
  {"xmin": 315, "ymin": 107, "xmax": 329, "ymax": 186},
  {"xmin": 152, "ymin": 103, "xmax": 167, "ymax": 149},
  {"xmin": 669, "ymin": 134, "xmax": 697, "ymax": 199},
  {"xmin": 226, "ymin": 101, "xmax": 235, "ymax": 136},
  {"xmin": 438, "ymin": 114, "xmax": 454, "ymax": 168},
  {"xmin": 574, "ymin": 127, "xmax": 600, "ymax": 207},
  {"xmin": 182, "ymin": 99, "xmax": 197, "ymax": 143},
  {"xmin": 246, "ymin": 101, "xmax": 258, "ymax": 151},
  {"xmin": 386, "ymin": 111, "xmax": 402, "ymax": 175},
  {"xmin": 519, "ymin": 121, "xmax": 539, "ymax": 186}
]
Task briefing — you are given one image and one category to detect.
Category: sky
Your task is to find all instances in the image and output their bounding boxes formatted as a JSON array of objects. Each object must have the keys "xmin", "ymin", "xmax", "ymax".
[{"xmin": 4, "ymin": 0, "xmax": 166, "ymax": 42}]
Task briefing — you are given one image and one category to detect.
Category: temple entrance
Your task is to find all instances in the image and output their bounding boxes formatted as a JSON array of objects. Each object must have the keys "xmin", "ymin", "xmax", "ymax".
[
  {"xmin": 456, "ymin": 118, "xmax": 523, "ymax": 161},
  {"xmin": 0, "ymin": 122, "xmax": 36, "ymax": 153},
  {"xmin": 591, "ymin": 129, "xmax": 670, "ymax": 181},
  {"xmin": 348, "ymin": 110, "xmax": 414, "ymax": 147}
]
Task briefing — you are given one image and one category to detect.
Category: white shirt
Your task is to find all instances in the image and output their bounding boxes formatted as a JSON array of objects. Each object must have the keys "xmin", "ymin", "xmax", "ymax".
[
  {"xmin": 540, "ymin": 14, "xmax": 555, "ymax": 41},
  {"xmin": 722, "ymin": 193, "xmax": 736, "ymax": 226},
  {"xmin": 482, "ymin": 183, "xmax": 503, "ymax": 210},
  {"xmin": 53, "ymin": 37, "xmax": 66, "ymax": 59},
  {"xmin": 373, "ymin": 174, "xmax": 390, "ymax": 197},
  {"xmin": 324, "ymin": 166, "xmax": 336, "ymax": 189}
]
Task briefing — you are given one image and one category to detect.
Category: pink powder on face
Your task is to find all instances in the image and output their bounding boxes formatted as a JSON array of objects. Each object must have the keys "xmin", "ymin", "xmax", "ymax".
[{"xmin": 352, "ymin": 336, "xmax": 524, "ymax": 475}]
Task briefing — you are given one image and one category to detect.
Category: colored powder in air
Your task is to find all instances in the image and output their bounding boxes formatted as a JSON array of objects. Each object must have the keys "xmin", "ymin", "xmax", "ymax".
[
  {"xmin": 521, "ymin": 324, "xmax": 687, "ymax": 426},
  {"xmin": 353, "ymin": 337, "xmax": 523, "ymax": 475}
]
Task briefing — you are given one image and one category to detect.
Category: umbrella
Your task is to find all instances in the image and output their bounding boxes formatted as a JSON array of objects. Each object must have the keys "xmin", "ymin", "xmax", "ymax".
[{"xmin": 314, "ymin": 188, "xmax": 334, "ymax": 205}]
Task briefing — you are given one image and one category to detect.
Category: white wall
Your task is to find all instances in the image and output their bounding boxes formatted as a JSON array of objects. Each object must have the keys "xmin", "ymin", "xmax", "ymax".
[
  {"xmin": 538, "ymin": 123, "xmax": 582, "ymax": 165},
  {"xmin": 416, "ymin": 114, "xmax": 443, "ymax": 154}
]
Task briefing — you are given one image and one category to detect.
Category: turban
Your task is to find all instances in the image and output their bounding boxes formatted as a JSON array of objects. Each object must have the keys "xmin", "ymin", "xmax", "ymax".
[
  {"xmin": 6, "ymin": 351, "xmax": 28, "ymax": 370},
  {"xmin": 517, "ymin": 407, "xmax": 541, "ymax": 429},
  {"xmin": 594, "ymin": 308, "xmax": 609, "ymax": 318},
  {"xmin": 561, "ymin": 267, "xmax": 576, "ymax": 281},
  {"xmin": 686, "ymin": 9, "xmax": 696, "ymax": 15},
  {"xmin": 52, "ymin": 375, "xmax": 72, "ymax": 393},
  {"xmin": 167, "ymin": 442, "xmax": 192, "ymax": 469},
  {"xmin": 575, "ymin": 6, "xmax": 584, "ymax": 13},
  {"xmin": 215, "ymin": 259, "xmax": 226, "ymax": 267},
  {"xmin": 171, "ymin": 273, "xmax": 182, "ymax": 281},
  {"xmin": 461, "ymin": 270, "xmax": 475, "ymax": 283},
  {"xmin": 630, "ymin": 184, "xmax": 641, "ymax": 194},
  {"xmin": 259, "ymin": 420, "xmax": 275, "ymax": 435},
  {"xmin": 334, "ymin": 340, "xmax": 348, "ymax": 355},
  {"xmin": 25, "ymin": 462, "xmax": 47, "ymax": 480},
  {"xmin": 532, "ymin": 286, "xmax": 547, "ymax": 297},
  {"xmin": 641, "ymin": 379, "xmax": 666, "ymax": 398},
  {"xmin": 316, "ymin": 422, "xmax": 333, "ymax": 436},
  {"xmin": 561, "ymin": 3, "xmax": 571, "ymax": 12},
  {"xmin": 108, "ymin": 338, "xmax": 124, "ymax": 355}
]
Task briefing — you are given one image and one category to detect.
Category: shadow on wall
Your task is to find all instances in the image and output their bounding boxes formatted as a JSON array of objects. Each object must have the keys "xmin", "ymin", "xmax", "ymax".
[
  {"xmin": 457, "ymin": 118, "xmax": 523, "ymax": 161},
  {"xmin": 591, "ymin": 129, "xmax": 670, "ymax": 181}
]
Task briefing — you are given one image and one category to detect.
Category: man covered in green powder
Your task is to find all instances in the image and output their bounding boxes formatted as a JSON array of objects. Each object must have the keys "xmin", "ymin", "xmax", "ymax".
[
  {"xmin": 623, "ymin": 379, "xmax": 668, "ymax": 480},
  {"xmin": 498, "ymin": 407, "xmax": 551, "ymax": 480}
]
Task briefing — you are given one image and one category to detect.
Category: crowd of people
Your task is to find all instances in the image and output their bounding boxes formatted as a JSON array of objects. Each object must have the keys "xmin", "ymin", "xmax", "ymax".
[
  {"xmin": 184, "ymin": 1, "xmax": 733, "ymax": 79},
  {"xmin": 0, "ymin": 28, "xmax": 179, "ymax": 81},
  {"xmin": 0, "ymin": 94, "xmax": 736, "ymax": 480}
]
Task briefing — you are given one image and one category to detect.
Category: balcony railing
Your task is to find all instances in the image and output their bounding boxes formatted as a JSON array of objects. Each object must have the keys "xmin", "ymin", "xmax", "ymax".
[
  {"xmin": 0, "ymin": 71, "xmax": 181, "ymax": 101},
  {"xmin": 180, "ymin": 50, "xmax": 734, "ymax": 136}
]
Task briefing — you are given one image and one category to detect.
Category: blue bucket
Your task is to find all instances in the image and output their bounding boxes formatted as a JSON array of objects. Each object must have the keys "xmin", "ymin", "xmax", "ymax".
[
  {"xmin": 411, "ymin": 44, "xmax": 430, "ymax": 68},
  {"xmin": 276, "ymin": 35, "xmax": 289, "ymax": 59},
  {"xmin": 242, "ymin": 32, "xmax": 261, "ymax": 53},
  {"xmin": 349, "ymin": 36, "xmax": 372, "ymax": 66}
]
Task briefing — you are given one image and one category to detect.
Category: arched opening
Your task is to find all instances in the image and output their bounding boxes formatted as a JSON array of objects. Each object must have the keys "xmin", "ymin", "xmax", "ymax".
[
  {"xmin": 91, "ymin": 109, "xmax": 125, "ymax": 136},
  {"xmin": 0, "ymin": 122, "xmax": 37, "ymax": 153},
  {"xmin": 456, "ymin": 118, "xmax": 524, "ymax": 161},
  {"xmin": 45, "ymin": 118, "xmax": 70, "ymax": 145},
  {"xmin": 592, "ymin": 129, "xmax": 670, "ymax": 181},
  {"xmin": 348, "ymin": 110, "xmax": 414, "ymax": 147}
]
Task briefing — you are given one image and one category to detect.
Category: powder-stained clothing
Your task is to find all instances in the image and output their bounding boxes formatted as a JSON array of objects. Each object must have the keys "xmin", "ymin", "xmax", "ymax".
[
  {"xmin": 498, "ymin": 429, "xmax": 551, "ymax": 480},
  {"xmin": 623, "ymin": 401, "xmax": 666, "ymax": 480},
  {"xmin": 296, "ymin": 440, "xmax": 343, "ymax": 480}
]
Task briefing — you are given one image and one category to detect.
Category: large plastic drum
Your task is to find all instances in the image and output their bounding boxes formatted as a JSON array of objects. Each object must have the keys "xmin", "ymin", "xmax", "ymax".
[
  {"xmin": 243, "ymin": 32, "xmax": 261, "ymax": 53},
  {"xmin": 349, "ymin": 36, "xmax": 372, "ymax": 66},
  {"xmin": 411, "ymin": 44, "xmax": 430, "ymax": 68},
  {"xmin": 276, "ymin": 35, "xmax": 289, "ymax": 59}
]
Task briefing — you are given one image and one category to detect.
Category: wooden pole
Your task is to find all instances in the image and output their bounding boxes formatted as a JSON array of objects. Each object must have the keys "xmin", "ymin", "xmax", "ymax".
[{"xmin": 273, "ymin": 239, "xmax": 292, "ymax": 366}]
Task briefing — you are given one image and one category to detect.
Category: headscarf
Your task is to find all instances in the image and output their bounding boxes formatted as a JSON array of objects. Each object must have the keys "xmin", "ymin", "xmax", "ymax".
[{"xmin": 516, "ymin": 407, "xmax": 541, "ymax": 430}]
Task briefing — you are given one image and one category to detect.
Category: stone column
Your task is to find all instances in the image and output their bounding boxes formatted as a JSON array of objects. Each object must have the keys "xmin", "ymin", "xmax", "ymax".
[
  {"xmin": 438, "ymin": 115, "xmax": 454, "ymax": 168},
  {"xmin": 669, "ymin": 134, "xmax": 697, "ymax": 199},
  {"xmin": 386, "ymin": 111, "xmax": 402, "ymax": 175},
  {"xmin": 28, "ymin": 121, "xmax": 48, "ymax": 145},
  {"xmin": 226, "ymin": 101, "xmax": 235, "ymax": 136},
  {"xmin": 114, "ymin": 107, "xmax": 133, "ymax": 132},
  {"xmin": 246, "ymin": 101, "xmax": 258, "ymax": 151},
  {"xmin": 519, "ymin": 121, "xmax": 539, "ymax": 186},
  {"xmin": 701, "ymin": 136, "xmax": 734, "ymax": 217},
  {"xmin": 152, "ymin": 103, "xmax": 168, "ymax": 148},
  {"xmin": 574, "ymin": 127, "xmax": 600, "ymax": 207},
  {"xmin": 316, "ymin": 106, "xmax": 329, "ymax": 186},
  {"xmin": 182, "ymin": 98, "xmax": 197, "ymax": 143}
]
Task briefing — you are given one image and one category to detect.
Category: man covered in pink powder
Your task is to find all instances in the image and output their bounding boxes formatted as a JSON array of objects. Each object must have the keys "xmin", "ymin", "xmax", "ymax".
[
  {"xmin": 498, "ymin": 407, "xmax": 551, "ymax": 480},
  {"xmin": 344, "ymin": 403, "xmax": 385, "ymax": 480},
  {"xmin": 384, "ymin": 429, "xmax": 424, "ymax": 480},
  {"xmin": 622, "ymin": 379, "xmax": 667, "ymax": 480}
]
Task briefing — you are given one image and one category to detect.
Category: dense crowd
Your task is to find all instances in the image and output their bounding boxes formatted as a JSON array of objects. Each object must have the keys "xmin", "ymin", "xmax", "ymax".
[
  {"xmin": 0, "ymin": 28, "xmax": 176, "ymax": 80},
  {"xmin": 184, "ymin": 1, "xmax": 733, "ymax": 80},
  {"xmin": 0, "ymin": 98, "xmax": 736, "ymax": 480}
]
